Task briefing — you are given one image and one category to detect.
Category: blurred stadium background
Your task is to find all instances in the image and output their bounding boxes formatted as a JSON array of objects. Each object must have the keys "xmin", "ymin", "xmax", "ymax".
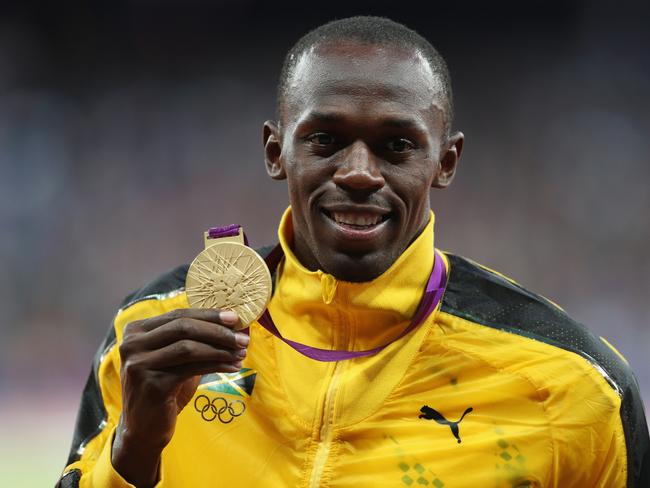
[{"xmin": 0, "ymin": 1, "xmax": 648, "ymax": 485}]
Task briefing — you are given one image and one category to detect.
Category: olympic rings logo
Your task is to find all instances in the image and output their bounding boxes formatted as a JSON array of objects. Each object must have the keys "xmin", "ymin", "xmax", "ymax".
[{"xmin": 194, "ymin": 394, "xmax": 246, "ymax": 423}]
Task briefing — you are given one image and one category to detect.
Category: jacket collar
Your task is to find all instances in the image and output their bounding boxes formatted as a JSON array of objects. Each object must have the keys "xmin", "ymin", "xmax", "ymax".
[{"xmin": 268, "ymin": 207, "xmax": 436, "ymax": 351}]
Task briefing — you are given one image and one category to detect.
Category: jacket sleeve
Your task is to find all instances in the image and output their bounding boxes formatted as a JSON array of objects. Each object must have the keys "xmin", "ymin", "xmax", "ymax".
[
  {"xmin": 57, "ymin": 301, "xmax": 177, "ymax": 487},
  {"xmin": 553, "ymin": 345, "xmax": 650, "ymax": 488},
  {"xmin": 55, "ymin": 314, "xmax": 141, "ymax": 488},
  {"xmin": 596, "ymin": 345, "xmax": 650, "ymax": 488},
  {"xmin": 552, "ymin": 345, "xmax": 649, "ymax": 487}
]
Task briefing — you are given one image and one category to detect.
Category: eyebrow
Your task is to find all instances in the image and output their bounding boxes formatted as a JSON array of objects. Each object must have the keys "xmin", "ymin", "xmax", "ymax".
[
  {"xmin": 301, "ymin": 112, "xmax": 346, "ymax": 124},
  {"xmin": 379, "ymin": 118, "xmax": 421, "ymax": 129},
  {"xmin": 300, "ymin": 112, "xmax": 425, "ymax": 131}
]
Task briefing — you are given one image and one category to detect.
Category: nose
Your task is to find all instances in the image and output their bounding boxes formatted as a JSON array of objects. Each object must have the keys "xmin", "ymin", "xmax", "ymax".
[{"xmin": 332, "ymin": 141, "xmax": 385, "ymax": 194}]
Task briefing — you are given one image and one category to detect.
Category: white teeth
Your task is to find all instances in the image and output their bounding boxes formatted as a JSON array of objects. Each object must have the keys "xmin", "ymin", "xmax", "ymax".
[{"xmin": 331, "ymin": 212, "xmax": 383, "ymax": 226}]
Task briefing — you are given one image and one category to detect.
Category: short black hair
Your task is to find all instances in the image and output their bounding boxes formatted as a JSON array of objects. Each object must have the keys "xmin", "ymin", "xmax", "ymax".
[{"xmin": 277, "ymin": 16, "xmax": 453, "ymax": 132}]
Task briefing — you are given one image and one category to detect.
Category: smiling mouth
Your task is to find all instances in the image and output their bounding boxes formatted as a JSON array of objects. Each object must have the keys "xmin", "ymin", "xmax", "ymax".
[{"xmin": 322, "ymin": 209, "xmax": 390, "ymax": 230}]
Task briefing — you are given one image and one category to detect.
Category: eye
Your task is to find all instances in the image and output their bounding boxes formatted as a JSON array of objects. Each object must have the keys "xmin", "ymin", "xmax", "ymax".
[
  {"xmin": 306, "ymin": 132, "xmax": 335, "ymax": 146},
  {"xmin": 386, "ymin": 138, "xmax": 416, "ymax": 153}
]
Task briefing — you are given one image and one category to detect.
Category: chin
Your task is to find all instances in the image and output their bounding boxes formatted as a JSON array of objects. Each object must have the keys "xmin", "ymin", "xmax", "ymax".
[{"xmin": 320, "ymin": 248, "xmax": 394, "ymax": 283}]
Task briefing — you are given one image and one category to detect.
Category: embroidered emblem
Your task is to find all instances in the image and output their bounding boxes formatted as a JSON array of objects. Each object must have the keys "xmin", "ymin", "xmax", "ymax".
[
  {"xmin": 418, "ymin": 405, "xmax": 473, "ymax": 443},
  {"xmin": 194, "ymin": 394, "xmax": 246, "ymax": 423},
  {"xmin": 198, "ymin": 368, "xmax": 257, "ymax": 397}
]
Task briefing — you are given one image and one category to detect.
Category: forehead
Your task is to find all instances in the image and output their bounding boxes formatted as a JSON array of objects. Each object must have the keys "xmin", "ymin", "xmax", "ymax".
[{"xmin": 284, "ymin": 41, "xmax": 446, "ymax": 128}]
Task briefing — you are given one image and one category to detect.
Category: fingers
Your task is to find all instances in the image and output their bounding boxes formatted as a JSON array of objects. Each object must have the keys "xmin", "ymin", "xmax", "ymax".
[
  {"xmin": 121, "ymin": 307, "xmax": 249, "ymax": 356},
  {"xmin": 142, "ymin": 340, "xmax": 247, "ymax": 370},
  {"xmin": 119, "ymin": 307, "xmax": 249, "ymax": 381},
  {"xmin": 119, "ymin": 307, "xmax": 250, "ymax": 401},
  {"xmin": 123, "ymin": 316, "xmax": 249, "ymax": 353},
  {"xmin": 128, "ymin": 308, "xmax": 240, "ymax": 334}
]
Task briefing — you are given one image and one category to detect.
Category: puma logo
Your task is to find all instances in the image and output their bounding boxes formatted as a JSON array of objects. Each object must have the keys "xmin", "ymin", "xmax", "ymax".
[{"xmin": 418, "ymin": 405, "xmax": 473, "ymax": 443}]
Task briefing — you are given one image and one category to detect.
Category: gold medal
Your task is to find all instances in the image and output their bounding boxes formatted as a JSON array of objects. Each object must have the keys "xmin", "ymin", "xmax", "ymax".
[{"xmin": 185, "ymin": 227, "xmax": 272, "ymax": 329}]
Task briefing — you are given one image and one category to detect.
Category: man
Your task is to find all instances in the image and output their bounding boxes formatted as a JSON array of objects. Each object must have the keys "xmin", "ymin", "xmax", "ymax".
[{"xmin": 58, "ymin": 16, "xmax": 648, "ymax": 487}]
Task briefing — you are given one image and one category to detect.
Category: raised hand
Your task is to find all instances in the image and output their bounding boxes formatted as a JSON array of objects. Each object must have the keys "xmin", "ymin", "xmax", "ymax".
[{"xmin": 111, "ymin": 308, "xmax": 248, "ymax": 487}]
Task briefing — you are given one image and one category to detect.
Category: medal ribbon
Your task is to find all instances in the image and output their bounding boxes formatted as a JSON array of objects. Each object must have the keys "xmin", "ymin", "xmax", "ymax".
[{"xmin": 208, "ymin": 225, "xmax": 448, "ymax": 362}]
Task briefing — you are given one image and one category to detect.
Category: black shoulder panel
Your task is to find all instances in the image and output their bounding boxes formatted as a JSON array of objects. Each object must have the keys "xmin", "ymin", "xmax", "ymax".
[
  {"xmin": 56, "ymin": 468, "xmax": 81, "ymax": 488},
  {"xmin": 255, "ymin": 245, "xmax": 277, "ymax": 260},
  {"xmin": 120, "ymin": 264, "xmax": 189, "ymax": 309},
  {"xmin": 440, "ymin": 253, "xmax": 649, "ymax": 486}
]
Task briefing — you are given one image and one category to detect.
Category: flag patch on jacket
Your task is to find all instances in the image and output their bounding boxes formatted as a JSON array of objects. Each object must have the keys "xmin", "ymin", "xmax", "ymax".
[{"xmin": 198, "ymin": 368, "xmax": 257, "ymax": 397}]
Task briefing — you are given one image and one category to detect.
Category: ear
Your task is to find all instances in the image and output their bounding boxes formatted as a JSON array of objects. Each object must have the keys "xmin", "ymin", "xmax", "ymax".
[
  {"xmin": 432, "ymin": 131, "xmax": 464, "ymax": 189},
  {"xmin": 263, "ymin": 120, "xmax": 286, "ymax": 180}
]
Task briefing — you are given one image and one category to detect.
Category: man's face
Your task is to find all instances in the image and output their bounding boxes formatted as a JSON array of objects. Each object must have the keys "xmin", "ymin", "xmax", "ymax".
[{"xmin": 264, "ymin": 41, "xmax": 462, "ymax": 282}]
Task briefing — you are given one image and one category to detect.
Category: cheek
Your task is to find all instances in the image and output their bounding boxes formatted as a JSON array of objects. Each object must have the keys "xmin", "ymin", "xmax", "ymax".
[
  {"xmin": 284, "ymin": 162, "xmax": 308, "ymax": 199},
  {"xmin": 286, "ymin": 158, "xmax": 332, "ymax": 195},
  {"xmin": 389, "ymin": 166, "xmax": 434, "ymax": 220},
  {"xmin": 284, "ymin": 160, "xmax": 326, "ymax": 215},
  {"xmin": 391, "ymin": 164, "xmax": 434, "ymax": 197},
  {"xmin": 405, "ymin": 184, "xmax": 432, "ymax": 216}
]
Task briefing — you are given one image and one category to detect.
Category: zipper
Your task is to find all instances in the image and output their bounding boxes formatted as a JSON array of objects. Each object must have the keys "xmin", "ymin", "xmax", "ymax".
[
  {"xmin": 308, "ymin": 359, "xmax": 343, "ymax": 488},
  {"xmin": 308, "ymin": 282, "xmax": 351, "ymax": 488}
]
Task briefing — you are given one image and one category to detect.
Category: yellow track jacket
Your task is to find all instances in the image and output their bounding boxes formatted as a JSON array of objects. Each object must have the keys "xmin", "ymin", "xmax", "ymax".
[{"xmin": 58, "ymin": 209, "xmax": 649, "ymax": 487}]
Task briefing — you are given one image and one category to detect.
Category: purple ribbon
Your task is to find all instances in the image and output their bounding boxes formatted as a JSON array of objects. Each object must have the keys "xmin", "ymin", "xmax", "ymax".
[
  {"xmin": 208, "ymin": 224, "xmax": 448, "ymax": 362},
  {"xmin": 208, "ymin": 224, "xmax": 248, "ymax": 245}
]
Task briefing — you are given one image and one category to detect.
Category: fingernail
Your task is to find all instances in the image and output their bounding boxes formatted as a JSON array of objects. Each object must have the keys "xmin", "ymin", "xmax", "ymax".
[
  {"xmin": 220, "ymin": 310, "xmax": 238, "ymax": 324},
  {"xmin": 235, "ymin": 332, "xmax": 250, "ymax": 348},
  {"xmin": 236, "ymin": 348, "xmax": 247, "ymax": 359},
  {"xmin": 232, "ymin": 360, "xmax": 243, "ymax": 370}
]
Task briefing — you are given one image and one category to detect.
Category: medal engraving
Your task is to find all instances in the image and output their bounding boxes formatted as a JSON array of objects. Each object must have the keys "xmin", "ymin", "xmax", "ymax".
[{"xmin": 186, "ymin": 242, "xmax": 272, "ymax": 329}]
